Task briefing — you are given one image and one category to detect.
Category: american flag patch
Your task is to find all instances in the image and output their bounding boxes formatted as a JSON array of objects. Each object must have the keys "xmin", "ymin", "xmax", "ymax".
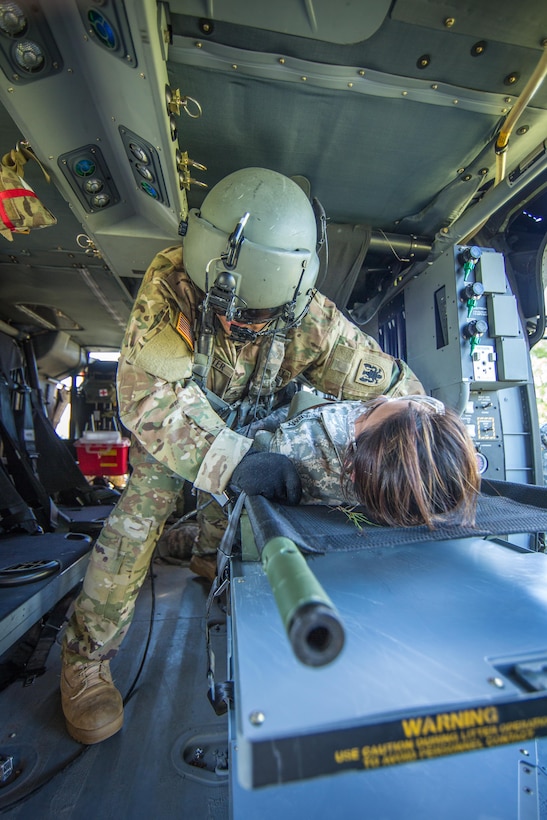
[{"xmin": 175, "ymin": 311, "xmax": 194, "ymax": 350}]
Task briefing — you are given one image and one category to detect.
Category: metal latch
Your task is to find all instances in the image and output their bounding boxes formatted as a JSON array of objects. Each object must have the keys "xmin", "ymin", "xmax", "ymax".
[
  {"xmin": 514, "ymin": 661, "xmax": 547, "ymax": 691},
  {"xmin": 0, "ymin": 754, "xmax": 14, "ymax": 785}
]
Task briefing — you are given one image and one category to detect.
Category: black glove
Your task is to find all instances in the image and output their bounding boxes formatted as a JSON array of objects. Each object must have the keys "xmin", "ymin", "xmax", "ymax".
[{"xmin": 230, "ymin": 451, "xmax": 302, "ymax": 505}]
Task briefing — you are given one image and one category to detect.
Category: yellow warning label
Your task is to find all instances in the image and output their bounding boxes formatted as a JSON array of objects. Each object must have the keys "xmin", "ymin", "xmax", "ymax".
[
  {"xmin": 401, "ymin": 706, "xmax": 499, "ymax": 737},
  {"xmin": 333, "ymin": 707, "xmax": 547, "ymax": 771}
]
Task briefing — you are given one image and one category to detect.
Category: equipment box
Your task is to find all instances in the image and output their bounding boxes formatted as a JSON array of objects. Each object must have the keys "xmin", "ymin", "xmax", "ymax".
[{"xmin": 75, "ymin": 432, "xmax": 130, "ymax": 475}]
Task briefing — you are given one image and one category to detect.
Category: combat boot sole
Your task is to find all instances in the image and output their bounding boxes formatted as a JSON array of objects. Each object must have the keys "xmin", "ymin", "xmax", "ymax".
[{"xmin": 65, "ymin": 708, "xmax": 124, "ymax": 745}]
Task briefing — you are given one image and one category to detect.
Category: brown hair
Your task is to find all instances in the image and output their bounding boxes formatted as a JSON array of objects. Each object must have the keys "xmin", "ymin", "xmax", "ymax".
[{"xmin": 342, "ymin": 404, "xmax": 480, "ymax": 528}]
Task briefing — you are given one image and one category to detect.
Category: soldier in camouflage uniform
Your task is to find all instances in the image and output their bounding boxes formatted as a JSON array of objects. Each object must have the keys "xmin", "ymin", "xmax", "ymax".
[{"xmin": 60, "ymin": 168, "xmax": 424, "ymax": 745}]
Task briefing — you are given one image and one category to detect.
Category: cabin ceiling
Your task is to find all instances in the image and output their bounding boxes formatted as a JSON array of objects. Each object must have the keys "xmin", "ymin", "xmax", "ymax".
[
  {"xmin": 0, "ymin": 0, "xmax": 545, "ymax": 362},
  {"xmin": 172, "ymin": 0, "xmax": 547, "ymax": 225}
]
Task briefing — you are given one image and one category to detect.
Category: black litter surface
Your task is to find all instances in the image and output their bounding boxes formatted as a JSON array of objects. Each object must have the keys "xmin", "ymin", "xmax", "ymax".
[{"xmin": 244, "ymin": 489, "xmax": 547, "ymax": 555}]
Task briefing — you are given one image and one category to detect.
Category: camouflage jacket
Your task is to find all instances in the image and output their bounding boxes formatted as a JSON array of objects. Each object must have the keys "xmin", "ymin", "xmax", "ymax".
[
  {"xmin": 117, "ymin": 245, "xmax": 424, "ymax": 495},
  {"xmin": 268, "ymin": 401, "xmax": 365, "ymax": 506}
]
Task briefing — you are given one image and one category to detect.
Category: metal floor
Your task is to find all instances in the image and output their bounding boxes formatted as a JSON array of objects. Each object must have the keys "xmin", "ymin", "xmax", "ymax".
[{"xmin": 0, "ymin": 559, "xmax": 229, "ymax": 820}]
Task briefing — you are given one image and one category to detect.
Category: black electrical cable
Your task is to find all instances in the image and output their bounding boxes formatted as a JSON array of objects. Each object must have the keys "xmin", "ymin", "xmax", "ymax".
[{"xmin": 123, "ymin": 558, "xmax": 156, "ymax": 705}]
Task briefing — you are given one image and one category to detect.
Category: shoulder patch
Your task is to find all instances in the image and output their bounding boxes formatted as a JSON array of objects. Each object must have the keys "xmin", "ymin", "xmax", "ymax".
[
  {"xmin": 355, "ymin": 353, "xmax": 389, "ymax": 391},
  {"xmin": 175, "ymin": 311, "xmax": 194, "ymax": 351}
]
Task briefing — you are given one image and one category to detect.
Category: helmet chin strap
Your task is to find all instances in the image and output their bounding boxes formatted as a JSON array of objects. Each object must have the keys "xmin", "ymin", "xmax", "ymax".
[
  {"xmin": 225, "ymin": 291, "xmax": 315, "ymax": 342},
  {"xmin": 227, "ymin": 323, "xmax": 260, "ymax": 343}
]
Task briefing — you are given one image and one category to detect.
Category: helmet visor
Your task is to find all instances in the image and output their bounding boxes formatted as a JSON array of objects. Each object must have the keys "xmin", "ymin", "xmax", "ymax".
[
  {"xmin": 232, "ymin": 305, "xmax": 285, "ymax": 323},
  {"xmin": 184, "ymin": 209, "xmax": 317, "ymax": 310}
]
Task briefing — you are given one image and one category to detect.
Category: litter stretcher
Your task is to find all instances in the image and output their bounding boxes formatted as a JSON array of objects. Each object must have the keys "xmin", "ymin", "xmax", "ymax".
[{"xmin": 213, "ymin": 486, "xmax": 547, "ymax": 818}]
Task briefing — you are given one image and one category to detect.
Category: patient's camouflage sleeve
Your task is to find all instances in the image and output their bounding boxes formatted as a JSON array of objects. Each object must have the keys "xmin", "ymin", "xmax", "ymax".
[{"xmin": 267, "ymin": 401, "xmax": 364, "ymax": 506}]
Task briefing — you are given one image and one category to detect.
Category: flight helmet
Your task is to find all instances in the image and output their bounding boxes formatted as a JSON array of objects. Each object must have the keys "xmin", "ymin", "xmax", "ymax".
[{"xmin": 183, "ymin": 167, "xmax": 320, "ymax": 331}]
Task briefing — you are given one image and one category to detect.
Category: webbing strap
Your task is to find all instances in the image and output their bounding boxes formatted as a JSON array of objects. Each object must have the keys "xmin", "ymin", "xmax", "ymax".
[
  {"xmin": 205, "ymin": 491, "xmax": 246, "ymax": 715},
  {"xmin": 0, "ymin": 460, "xmax": 40, "ymax": 535},
  {"xmin": 0, "ymin": 376, "xmax": 56, "ymax": 531},
  {"xmin": 21, "ymin": 594, "xmax": 72, "ymax": 685},
  {"xmin": 0, "ymin": 592, "xmax": 73, "ymax": 691}
]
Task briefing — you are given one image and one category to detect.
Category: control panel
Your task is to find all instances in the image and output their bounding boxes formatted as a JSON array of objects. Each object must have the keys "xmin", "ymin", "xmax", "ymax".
[
  {"xmin": 461, "ymin": 391, "xmax": 504, "ymax": 478},
  {"xmin": 404, "ymin": 245, "xmax": 529, "ymax": 393}
]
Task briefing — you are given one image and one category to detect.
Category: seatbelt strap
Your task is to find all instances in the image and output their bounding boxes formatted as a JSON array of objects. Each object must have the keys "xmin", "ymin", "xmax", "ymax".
[
  {"xmin": 21, "ymin": 593, "xmax": 74, "ymax": 686},
  {"xmin": 0, "ymin": 377, "xmax": 57, "ymax": 531},
  {"xmin": 0, "ymin": 592, "xmax": 73, "ymax": 691},
  {"xmin": 0, "ymin": 460, "xmax": 42, "ymax": 534}
]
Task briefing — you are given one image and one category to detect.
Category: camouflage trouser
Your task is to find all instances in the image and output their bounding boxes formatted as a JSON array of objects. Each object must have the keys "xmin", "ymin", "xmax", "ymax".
[{"xmin": 63, "ymin": 438, "xmax": 228, "ymax": 663}]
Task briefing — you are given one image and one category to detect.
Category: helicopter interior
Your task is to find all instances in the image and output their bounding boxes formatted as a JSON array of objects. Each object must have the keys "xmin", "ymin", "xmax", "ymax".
[{"xmin": 0, "ymin": 1, "xmax": 547, "ymax": 817}]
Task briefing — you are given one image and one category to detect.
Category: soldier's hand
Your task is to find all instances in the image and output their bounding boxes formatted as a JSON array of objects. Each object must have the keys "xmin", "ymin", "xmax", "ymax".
[{"xmin": 230, "ymin": 451, "xmax": 302, "ymax": 505}]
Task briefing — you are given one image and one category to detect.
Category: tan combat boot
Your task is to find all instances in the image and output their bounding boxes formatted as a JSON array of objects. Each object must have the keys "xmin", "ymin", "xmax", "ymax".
[{"xmin": 61, "ymin": 654, "xmax": 124, "ymax": 744}]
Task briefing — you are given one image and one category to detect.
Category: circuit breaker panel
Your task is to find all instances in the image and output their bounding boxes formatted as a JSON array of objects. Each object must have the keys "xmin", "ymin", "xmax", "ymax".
[{"xmin": 399, "ymin": 246, "xmax": 542, "ymax": 485}]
